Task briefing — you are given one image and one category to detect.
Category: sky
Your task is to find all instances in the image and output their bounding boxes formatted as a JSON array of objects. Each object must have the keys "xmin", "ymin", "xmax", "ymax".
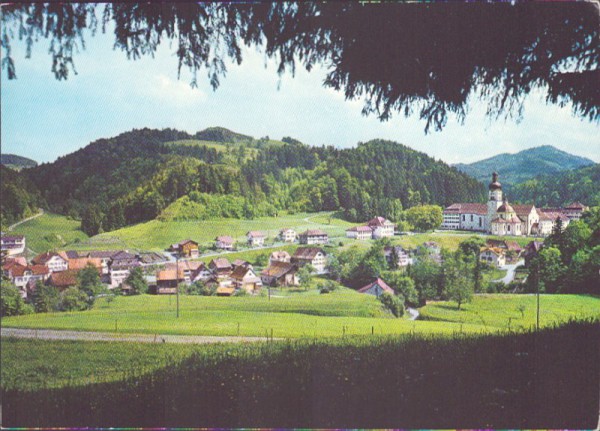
[{"xmin": 2, "ymin": 25, "xmax": 599, "ymax": 165}]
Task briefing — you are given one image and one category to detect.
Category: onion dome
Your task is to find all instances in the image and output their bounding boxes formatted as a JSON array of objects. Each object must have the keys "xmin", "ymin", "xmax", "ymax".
[
  {"xmin": 489, "ymin": 172, "xmax": 502, "ymax": 190},
  {"xmin": 497, "ymin": 197, "xmax": 514, "ymax": 213}
]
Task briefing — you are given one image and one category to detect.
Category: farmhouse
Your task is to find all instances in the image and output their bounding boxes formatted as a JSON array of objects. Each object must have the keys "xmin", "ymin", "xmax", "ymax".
[
  {"xmin": 47, "ymin": 269, "xmax": 80, "ymax": 290},
  {"xmin": 357, "ymin": 278, "xmax": 394, "ymax": 297},
  {"xmin": 156, "ymin": 269, "xmax": 185, "ymax": 294},
  {"xmin": 442, "ymin": 172, "xmax": 580, "ymax": 236},
  {"xmin": 479, "ymin": 247, "xmax": 506, "ymax": 267},
  {"xmin": 209, "ymin": 257, "xmax": 233, "ymax": 278},
  {"xmin": 247, "ymin": 231, "xmax": 266, "ymax": 247},
  {"xmin": 279, "ymin": 228, "xmax": 297, "ymax": 242},
  {"xmin": 0, "ymin": 234, "xmax": 26, "ymax": 255},
  {"xmin": 367, "ymin": 216, "xmax": 396, "ymax": 238},
  {"xmin": 32, "ymin": 251, "xmax": 69, "ymax": 273},
  {"xmin": 269, "ymin": 250, "xmax": 291, "ymax": 265},
  {"xmin": 170, "ymin": 239, "xmax": 199, "ymax": 258},
  {"xmin": 232, "ymin": 259, "xmax": 252, "ymax": 270},
  {"xmin": 230, "ymin": 266, "xmax": 263, "ymax": 293},
  {"xmin": 384, "ymin": 245, "xmax": 412, "ymax": 268},
  {"xmin": 299, "ymin": 229, "xmax": 329, "ymax": 245},
  {"xmin": 2, "ymin": 262, "xmax": 49, "ymax": 295},
  {"xmin": 260, "ymin": 261, "xmax": 299, "ymax": 287},
  {"xmin": 346, "ymin": 225, "xmax": 373, "ymax": 240},
  {"xmin": 291, "ymin": 247, "xmax": 328, "ymax": 274},
  {"xmin": 215, "ymin": 235, "xmax": 234, "ymax": 250}
]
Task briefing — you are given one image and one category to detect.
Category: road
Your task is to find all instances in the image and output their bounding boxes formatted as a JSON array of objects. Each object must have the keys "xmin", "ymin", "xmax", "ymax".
[
  {"xmin": 1, "ymin": 327, "xmax": 277, "ymax": 344},
  {"xmin": 7, "ymin": 209, "xmax": 44, "ymax": 231},
  {"xmin": 494, "ymin": 259, "xmax": 524, "ymax": 284}
]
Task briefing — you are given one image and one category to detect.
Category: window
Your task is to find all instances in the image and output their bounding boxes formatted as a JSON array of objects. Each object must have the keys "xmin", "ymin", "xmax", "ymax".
[
  {"xmin": 479, "ymin": 217, "xmax": 482, "ymax": 227},
  {"xmin": 508, "ymin": 225, "xmax": 511, "ymax": 232},
  {"xmin": 470, "ymin": 215, "xmax": 473, "ymax": 222},
  {"xmin": 462, "ymin": 215, "xmax": 465, "ymax": 221}
]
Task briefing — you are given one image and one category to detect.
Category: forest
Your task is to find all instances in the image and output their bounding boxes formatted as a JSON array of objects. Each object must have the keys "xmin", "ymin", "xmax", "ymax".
[{"xmin": 1, "ymin": 128, "xmax": 485, "ymax": 235}]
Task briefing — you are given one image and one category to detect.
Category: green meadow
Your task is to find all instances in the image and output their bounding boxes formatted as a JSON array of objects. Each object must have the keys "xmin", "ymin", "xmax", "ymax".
[
  {"xmin": 10, "ymin": 213, "xmax": 90, "ymax": 254},
  {"xmin": 3, "ymin": 293, "xmax": 597, "ymax": 338}
]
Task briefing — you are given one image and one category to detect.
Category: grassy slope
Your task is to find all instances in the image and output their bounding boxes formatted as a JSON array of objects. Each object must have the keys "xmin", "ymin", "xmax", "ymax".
[
  {"xmin": 3, "ymin": 293, "xmax": 598, "ymax": 338},
  {"xmin": 420, "ymin": 294, "xmax": 600, "ymax": 330},
  {"xmin": 10, "ymin": 213, "xmax": 89, "ymax": 254},
  {"xmin": 81, "ymin": 212, "xmax": 355, "ymax": 251}
]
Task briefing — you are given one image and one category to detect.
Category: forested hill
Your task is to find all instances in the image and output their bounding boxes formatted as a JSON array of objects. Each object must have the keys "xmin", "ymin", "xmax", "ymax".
[
  {"xmin": 0, "ymin": 165, "xmax": 45, "ymax": 229},
  {"xmin": 17, "ymin": 128, "xmax": 485, "ymax": 235},
  {"xmin": 511, "ymin": 163, "xmax": 600, "ymax": 207},
  {"xmin": 454, "ymin": 145, "xmax": 595, "ymax": 186},
  {"xmin": 0, "ymin": 154, "xmax": 37, "ymax": 170}
]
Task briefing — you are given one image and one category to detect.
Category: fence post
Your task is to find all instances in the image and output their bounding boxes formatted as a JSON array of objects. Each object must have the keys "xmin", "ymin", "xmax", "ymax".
[{"xmin": 371, "ymin": 326, "xmax": 374, "ymax": 336}]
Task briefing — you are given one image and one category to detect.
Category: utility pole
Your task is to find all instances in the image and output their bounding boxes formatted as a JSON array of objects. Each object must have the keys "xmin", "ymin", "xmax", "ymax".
[
  {"xmin": 176, "ymin": 254, "xmax": 180, "ymax": 318},
  {"xmin": 536, "ymin": 260, "xmax": 540, "ymax": 331}
]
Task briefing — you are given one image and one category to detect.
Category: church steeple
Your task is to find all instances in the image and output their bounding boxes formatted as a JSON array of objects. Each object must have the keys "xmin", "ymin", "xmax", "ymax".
[{"xmin": 486, "ymin": 172, "xmax": 503, "ymax": 232}]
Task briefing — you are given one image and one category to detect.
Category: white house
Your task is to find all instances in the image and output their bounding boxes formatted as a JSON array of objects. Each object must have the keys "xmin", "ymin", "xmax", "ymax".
[
  {"xmin": 346, "ymin": 225, "xmax": 373, "ymax": 240},
  {"xmin": 367, "ymin": 217, "xmax": 395, "ymax": 238},
  {"xmin": 31, "ymin": 252, "xmax": 69, "ymax": 273},
  {"xmin": 299, "ymin": 229, "xmax": 329, "ymax": 245},
  {"xmin": 215, "ymin": 236, "xmax": 234, "ymax": 250},
  {"xmin": 0, "ymin": 234, "xmax": 26, "ymax": 256},
  {"xmin": 479, "ymin": 247, "xmax": 506, "ymax": 268},
  {"xmin": 247, "ymin": 231, "xmax": 266, "ymax": 247},
  {"xmin": 384, "ymin": 246, "xmax": 412, "ymax": 268},
  {"xmin": 269, "ymin": 250, "xmax": 291, "ymax": 265},
  {"xmin": 279, "ymin": 228, "xmax": 297, "ymax": 242},
  {"xmin": 291, "ymin": 247, "xmax": 328, "ymax": 274},
  {"xmin": 230, "ymin": 266, "xmax": 263, "ymax": 293},
  {"xmin": 2, "ymin": 263, "xmax": 49, "ymax": 296}
]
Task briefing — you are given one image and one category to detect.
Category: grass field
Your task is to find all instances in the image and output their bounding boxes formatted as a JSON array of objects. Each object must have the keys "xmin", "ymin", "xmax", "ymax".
[
  {"xmin": 3, "ymin": 320, "xmax": 599, "ymax": 428},
  {"xmin": 82, "ymin": 211, "xmax": 355, "ymax": 251},
  {"xmin": 10, "ymin": 213, "xmax": 89, "ymax": 254},
  {"xmin": 420, "ymin": 294, "xmax": 600, "ymax": 330},
  {"xmin": 3, "ymin": 293, "xmax": 598, "ymax": 338}
]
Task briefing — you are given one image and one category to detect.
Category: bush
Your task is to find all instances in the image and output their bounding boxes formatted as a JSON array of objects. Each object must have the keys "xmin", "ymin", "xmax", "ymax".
[
  {"xmin": 233, "ymin": 289, "xmax": 248, "ymax": 297},
  {"xmin": 187, "ymin": 281, "xmax": 216, "ymax": 296},
  {"xmin": 61, "ymin": 287, "xmax": 88, "ymax": 311},
  {"xmin": 0, "ymin": 283, "xmax": 28, "ymax": 317},
  {"xmin": 379, "ymin": 292, "xmax": 405, "ymax": 317},
  {"xmin": 318, "ymin": 280, "xmax": 338, "ymax": 294}
]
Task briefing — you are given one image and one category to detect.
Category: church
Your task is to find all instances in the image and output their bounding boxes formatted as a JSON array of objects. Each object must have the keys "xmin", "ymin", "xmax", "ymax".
[{"xmin": 441, "ymin": 172, "xmax": 585, "ymax": 237}]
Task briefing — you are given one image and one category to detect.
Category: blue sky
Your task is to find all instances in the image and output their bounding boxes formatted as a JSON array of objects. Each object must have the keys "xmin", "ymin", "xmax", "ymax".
[{"xmin": 2, "ymin": 26, "xmax": 599, "ymax": 164}]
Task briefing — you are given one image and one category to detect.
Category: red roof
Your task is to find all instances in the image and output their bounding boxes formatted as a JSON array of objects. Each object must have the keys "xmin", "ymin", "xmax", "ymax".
[
  {"xmin": 565, "ymin": 202, "xmax": 587, "ymax": 210},
  {"xmin": 301, "ymin": 229, "xmax": 328, "ymax": 237},
  {"xmin": 347, "ymin": 225, "xmax": 373, "ymax": 232},
  {"xmin": 210, "ymin": 257, "xmax": 232, "ymax": 269},
  {"xmin": 49, "ymin": 270, "xmax": 79, "ymax": 288},
  {"xmin": 216, "ymin": 236, "xmax": 234, "ymax": 244},
  {"xmin": 512, "ymin": 204, "xmax": 535, "ymax": 216},
  {"xmin": 444, "ymin": 203, "xmax": 487, "ymax": 215},
  {"xmin": 32, "ymin": 251, "xmax": 68, "ymax": 265},
  {"xmin": 247, "ymin": 231, "xmax": 265, "ymax": 238},
  {"xmin": 357, "ymin": 278, "xmax": 394, "ymax": 294},
  {"xmin": 292, "ymin": 247, "xmax": 325, "ymax": 260},
  {"xmin": 367, "ymin": 216, "xmax": 393, "ymax": 227}
]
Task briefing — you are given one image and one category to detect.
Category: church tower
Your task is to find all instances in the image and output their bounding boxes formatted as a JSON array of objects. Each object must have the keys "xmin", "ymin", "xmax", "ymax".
[{"xmin": 486, "ymin": 172, "xmax": 503, "ymax": 232}]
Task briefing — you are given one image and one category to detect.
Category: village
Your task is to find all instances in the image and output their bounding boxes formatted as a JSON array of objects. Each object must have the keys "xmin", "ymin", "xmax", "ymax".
[{"xmin": 1, "ymin": 196, "xmax": 585, "ymax": 302}]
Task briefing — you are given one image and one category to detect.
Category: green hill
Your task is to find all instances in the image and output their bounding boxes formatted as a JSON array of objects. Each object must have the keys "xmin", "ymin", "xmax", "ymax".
[
  {"xmin": 0, "ymin": 154, "xmax": 37, "ymax": 170},
  {"xmin": 454, "ymin": 145, "xmax": 595, "ymax": 186},
  {"xmin": 510, "ymin": 163, "xmax": 600, "ymax": 207},
  {"xmin": 21, "ymin": 128, "xmax": 485, "ymax": 235},
  {"xmin": 0, "ymin": 165, "xmax": 44, "ymax": 229}
]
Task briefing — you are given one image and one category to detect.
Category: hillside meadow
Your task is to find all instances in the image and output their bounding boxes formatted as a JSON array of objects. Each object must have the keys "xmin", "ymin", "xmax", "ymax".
[
  {"xmin": 3, "ymin": 293, "xmax": 598, "ymax": 338},
  {"xmin": 3, "ymin": 320, "xmax": 598, "ymax": 428},
  {"xmin": 10, "ymin": 213, "xmax": 90, "ymax": 254}
]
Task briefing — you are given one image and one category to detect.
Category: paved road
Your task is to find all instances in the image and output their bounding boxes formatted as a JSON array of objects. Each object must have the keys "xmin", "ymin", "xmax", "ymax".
[
  {"xmin": 8, "ymin": 209, "xmax": 44, "ymax": 231},
  {"xmin": 1, "ymin": 328, "xmax": 276, "ymax": 344},
  {"xmin": 494, "ymin": 259, "xmax": 524, "ymax": 284}
]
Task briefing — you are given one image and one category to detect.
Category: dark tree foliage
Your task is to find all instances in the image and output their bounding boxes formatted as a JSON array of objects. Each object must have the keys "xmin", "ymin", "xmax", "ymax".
[
  {"xmin": 2, "ymin": 3, "xmax": 598, "ymax": 132},
  {"xmin": 0, "ymin": 165, "xmax": 45, "ymax": 228}
]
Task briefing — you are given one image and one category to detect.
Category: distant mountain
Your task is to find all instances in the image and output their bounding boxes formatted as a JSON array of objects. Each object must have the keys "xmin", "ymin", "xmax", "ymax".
[
  {"xmin": 511, "ymin": 163, "xmax": 600, "ymax": 207},
  {"xmin": 193, "ymin": 127, "xmax": 253, "ymax": 143},
  {"xmin": 454, "ymin": 146, "xmax": 595, "ymax": 186},
  {"xmin": 0, "ymin": 154, "xmax": 37, "ymax": 170}
]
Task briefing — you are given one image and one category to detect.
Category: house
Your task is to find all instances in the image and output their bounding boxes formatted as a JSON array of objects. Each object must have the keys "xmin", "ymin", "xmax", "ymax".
[
  {"xmin": 216, "ymin": 286, "xmax": 236, "ymax": 296},
  {"xmin": 68, "ymin": 257, "xmax": 104, "ymax": 272},
  {"xmin": 260, "ymin": 261, "xmax": 299, "ymax": 287},
  {"xmin": 109, "ymin": 261, "xmax": 141, "ymax": 289},
  {"xmin": 346, "ymin": 225, "xmax": 373, "ymax": 240},
  {"xmin": 279, "ymin": 228, "xmax": 297, "ymax": 242},
  {"xmin": 209, "ymin": 257, "xmax": 233, "ymax": 278},
  {"xmin": 479, "ymin": 247, "xmax": 506, "ymax": 267},
  {"xmin": 232, "ymin": 259, "xmax": 252, "ymax": 270},
  {"xmin": 247, "ymin": 231, "xmax": 266, "ymax": 247},
  {"xmin": 291, "ymin": 247, "xmax": 328, "ymax": 274},
  {"xmin": 563, "ymin": 202, "xmax": 588, "ymax": 220},
  {"xmin": 170, "ymin": 239, "xmax": 199, "ymax": 258},
  {"xmin": 535, "ymin": 211, "xmax": 570, "ymax": 236},
  {"xmin": 215, "ymin": 235, "xmax": 234, "ymax": 250},
  {"xmin": 84, "ymin": 250, "xmax": 122, "ymax": 274},
  {"xmin": 138, "ymin": 252, "xmax": 169, "ymax": 265},
  {"xmin": 367, "ymin": 216, "xmax": 396, "ymax": 238},
  {"xmin": 230, "ymin": 266, "xmax": 263, "ymax": 293},
  {"xmin": 47, "ymin": 270, "xmax": 80, "ymax": 290},
  {"xmin": 357, "ymin": 278, "xmax": 395, "ymax": 297},
  {"xmin": 32, "ymin": 251, "xmax": 69, "ymax": 273},
  {"xmin": 485, "ymin": 239, "xmax": 522, "ymax": 261},
  {"xmin": 384, "ymin": 246, "xmax": 412, "ymax": 268},
  {"xmin": 269, "ymin": 250, "xmax": 291, "ymax": 265},
  {"xmin": 523, "ymin": 241, "xmax": 544, "ymax": 267},
  {"xmin": 421, "ymin": 241, "xmax": 441, "ymax": 255},
  {"xmin": 0, "ymin": 234, "xmax": 25, "ymax": 255},
  {"xmin": 165, "ymin": 261, "xmax": 206, "ymax": 284},
  {"xmin": 156, "ymin": 269, "xmax": 185, "ymax": 294},
  {"xmin": 299, "ymin": 229, "xmax": 329, "ymax": 245},
  {"xmin": 2, "ymin": 263, "xmax": 49, "ymax": 295},
  {"xmin": 190, "ymin": 262, "xmax": 213, "ymax": 283}
]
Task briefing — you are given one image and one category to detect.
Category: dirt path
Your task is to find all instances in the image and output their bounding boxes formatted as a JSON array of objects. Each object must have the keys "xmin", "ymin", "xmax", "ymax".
[
  {"xmin": 1, "ymin": 328, "xmax": 277, "ymax": 344},
  {"xmin": 7, "ymin": 209, "xmax": 44, "ymax": 231}
]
